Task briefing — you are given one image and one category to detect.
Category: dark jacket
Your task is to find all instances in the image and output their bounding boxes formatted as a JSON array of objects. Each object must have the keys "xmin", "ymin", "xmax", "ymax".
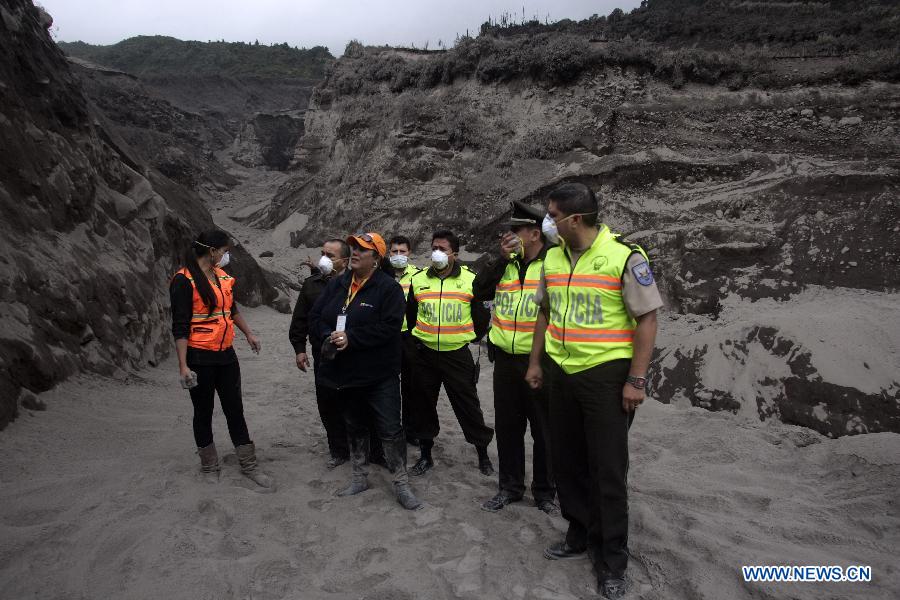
[
  {"xmin": 308, "ymin": 269, "xmax": 405, "ymax": 389},
  {"xmin": 405, "ymin": 262, "xmax": 491, "ymax": 343},
  {"xmin": 288, "ymin": 271, "xmax": 333, "ymax": 359}
]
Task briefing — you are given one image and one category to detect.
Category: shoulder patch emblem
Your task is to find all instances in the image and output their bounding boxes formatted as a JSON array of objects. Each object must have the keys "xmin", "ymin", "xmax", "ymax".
[{"xmin": 631, "ymin": 261, "xmax": 655, "ymax": 286}]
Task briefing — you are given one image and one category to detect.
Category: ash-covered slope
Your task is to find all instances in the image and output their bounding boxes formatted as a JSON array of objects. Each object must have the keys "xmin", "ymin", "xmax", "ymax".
[
  {"xmin": 59, "ymin": 36, "xmax": 331, "ymax": 173},
  {"xmin": 259, "ymin": 3, "xmax": 899, "ymax": 435},
  {"xmin": 0, "ymin": 0, "xmax": 278, "ymax": 429}
]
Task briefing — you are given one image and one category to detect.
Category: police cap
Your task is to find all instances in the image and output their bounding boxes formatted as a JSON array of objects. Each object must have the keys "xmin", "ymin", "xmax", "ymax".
[{"xmin": 508, "ymin": 200, "xmax": 544, "ymax": 228}]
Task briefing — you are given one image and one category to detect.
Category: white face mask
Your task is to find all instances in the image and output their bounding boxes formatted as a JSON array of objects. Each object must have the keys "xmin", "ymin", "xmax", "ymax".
[
  {"xmin": 389, "ymin": 254, "xmax": 409, "ymax": 269},
  {"xmin": 541, "ymin": 214, "xmax": 559, "ymax": 245},
  {"xmin": 431, "ymin": 249, "xmax": 449, "ymax": 270},
  {"xmin": 509, "ymin": 235, "xmax": 524, "ymax": 259},
  {"xmin": 216, "ymin": 251, "xmax": 231, "ymax": 268},
  {"xmin": 318, "ymin": 254, "xmax": 334, "ymax": 275}
]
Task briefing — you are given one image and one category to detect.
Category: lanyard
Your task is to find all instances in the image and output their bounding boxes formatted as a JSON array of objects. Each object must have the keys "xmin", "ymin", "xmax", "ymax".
[{"xmin": 343, "ymin": 274, "xmax": 370, "ymax": 312}]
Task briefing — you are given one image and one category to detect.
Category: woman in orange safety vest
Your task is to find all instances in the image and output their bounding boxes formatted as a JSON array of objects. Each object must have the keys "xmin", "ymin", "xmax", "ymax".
[{"xmin": 170, "ymin": 229, "xmax": 274, "ymax": 490}]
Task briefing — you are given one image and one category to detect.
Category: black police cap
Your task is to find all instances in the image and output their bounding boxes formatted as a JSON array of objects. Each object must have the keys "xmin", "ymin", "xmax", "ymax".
[{"xmin": 509, "ymin": 200, "xmax": 544, "ymax": 227}]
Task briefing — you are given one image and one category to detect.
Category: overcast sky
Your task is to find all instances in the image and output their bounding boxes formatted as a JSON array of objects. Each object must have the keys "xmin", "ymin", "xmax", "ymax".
[{"xmin": 40, "ymin": 0, "xmax": 642, "ymax": 56}]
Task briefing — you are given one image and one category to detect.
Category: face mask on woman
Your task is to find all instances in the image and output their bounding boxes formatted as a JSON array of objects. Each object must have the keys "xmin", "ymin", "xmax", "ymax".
[
  {"xmin": 389, "ymin": 254, "xmax": 409, "ymax": 269},
  {"xmin": 318, "ymin": 254, "xmax": 334, "ymax": 275},
  {"xmin": 217, "ymin": 251, "xmax": 231, "ymax": 268},
  {"xmin": 431, "ymin": 249, "xmax": 449, "ymax": 270}
]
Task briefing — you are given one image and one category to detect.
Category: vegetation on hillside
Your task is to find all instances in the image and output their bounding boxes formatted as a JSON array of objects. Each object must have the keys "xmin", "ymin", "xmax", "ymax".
[
  {"xmin": 481, "ymin": 0, "xmax": 900, "ymax": 54},
  {"xmin": 328, "ymin": 0, "xmax": 899, "ymax": 96},
  {"xmin": 59, "ymin": 36, "xmax": 333, "ymax": 79}
]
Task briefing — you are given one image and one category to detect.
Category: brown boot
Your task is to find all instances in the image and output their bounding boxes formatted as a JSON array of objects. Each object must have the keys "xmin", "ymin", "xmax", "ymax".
[
  {"xmin": 197, "ymin": 443, "xmax": 220, "ymax": 483},
  {"xmin": 235, "ymin": 442, "xmax": 276, "ymax": 491}
]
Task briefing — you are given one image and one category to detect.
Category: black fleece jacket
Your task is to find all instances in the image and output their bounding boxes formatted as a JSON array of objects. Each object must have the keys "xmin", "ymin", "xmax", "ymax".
[
  {"xmin": 288, "ymin": 271, "xmax": 333, "ymax": 359},
  {"xmin": 308, "ymin": 269, "xmax": 405, "ymax": 389}
]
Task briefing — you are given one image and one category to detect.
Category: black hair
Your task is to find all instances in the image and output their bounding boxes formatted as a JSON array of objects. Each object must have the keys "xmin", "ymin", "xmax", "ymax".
[
  {"xmin": 432, "ymin": 229, "xmax": 460, "ymax": 253},
  {"xmin": 326, "ymin": 238, "xmax": 351, "ymax": 259},
  {"xmin": 388, "ymin": 235, "xmax": 412, "ymax": 251},
  {"xmin": 547, "ymin": 182, "xmax": 598, "ymax": 227},
  {"xmin": 184, "ymin": 229, "xmax": 230, "ymax": 316}
]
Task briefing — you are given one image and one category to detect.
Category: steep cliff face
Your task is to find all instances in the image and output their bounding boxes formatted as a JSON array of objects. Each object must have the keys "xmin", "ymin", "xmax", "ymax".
[
  {"xmin": 0, "ymin": 0, "xmax": 278, "ymax": 429},
  {"xmin": 59, "ymin": 37, "xmax": 328, "ymax": 176},
  {"xmin": 261, "ymin": 38, "xmax": 899, "ymax": 434}
]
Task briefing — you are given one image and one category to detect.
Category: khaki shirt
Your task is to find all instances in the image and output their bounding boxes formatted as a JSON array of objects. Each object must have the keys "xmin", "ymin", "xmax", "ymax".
[{"xmin": 534, "ymin": 251, "xmax": 663, "ymax": 318}]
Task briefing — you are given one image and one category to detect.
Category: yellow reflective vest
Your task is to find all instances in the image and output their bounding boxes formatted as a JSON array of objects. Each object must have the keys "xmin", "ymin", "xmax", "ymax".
[
  {"xmin": 488, "ymin": 258, "xmax": 544, "ymax": 355},
  {"xmin": 543, "ymin": 226, "xmax": 647, "ymax": 374},
  {"xmin": 397, "ymin": 263, "xmax": 420, "ymax": 332},
  {"xmin": 410, "ymin": 265, "xmax": 477, "ymax": 351}
]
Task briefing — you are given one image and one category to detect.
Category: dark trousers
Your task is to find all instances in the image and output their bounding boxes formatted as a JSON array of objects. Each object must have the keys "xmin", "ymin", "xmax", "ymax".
[
  {"xmin": 400, "ymin": 333, "xmax": 416, "ymax": 435},
  {"xmin": 188, "ymin": 361, "xmax": 251, "ymax": 448},
  {"xmin": 548, "ymin": 358, "xmax": 634, "ymax": 578},
  {"xmin": 315, "ymin": 382, "xmax": 349, "ymax": 459},
  {"xmin": 315, "ymin": 357, "xmax": 382, "ymax": 462},
  {"xmin": 493, "ymin": 349, "xmax": 555, "ymax": 502},
  {"xmin": 410, "ymin": 343, "xmax": 494, "ymax": 447},
  {"xmin": 342, "ymin": 376, "xmax": 404, "ymax": 443}
]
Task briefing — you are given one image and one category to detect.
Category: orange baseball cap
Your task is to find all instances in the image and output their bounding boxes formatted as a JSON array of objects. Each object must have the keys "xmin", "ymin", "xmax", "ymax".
[{"xmin": 346, "ymin": 232, "xmax": 387, "ymax": 257}]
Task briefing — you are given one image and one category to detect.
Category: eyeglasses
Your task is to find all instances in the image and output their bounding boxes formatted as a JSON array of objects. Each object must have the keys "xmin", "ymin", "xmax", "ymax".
[{"xmin": 354, "ymin": 232, "xmax": 374, "ymax": 243}]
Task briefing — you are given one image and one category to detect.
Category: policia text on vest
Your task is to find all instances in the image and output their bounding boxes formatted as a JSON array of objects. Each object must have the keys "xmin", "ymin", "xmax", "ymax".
[{"xmin": 405, "ymin": 235, "xmax": 495, "ymax": 477}]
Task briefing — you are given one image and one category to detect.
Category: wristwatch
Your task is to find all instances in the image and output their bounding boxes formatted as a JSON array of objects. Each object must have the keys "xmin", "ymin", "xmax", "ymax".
[{"xmin": 626, "ymin": 375, "xmax": 647, "ymax": 390}]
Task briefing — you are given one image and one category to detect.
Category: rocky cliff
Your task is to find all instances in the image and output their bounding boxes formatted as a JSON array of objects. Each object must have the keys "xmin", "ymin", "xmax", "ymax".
[
  {"xmin": 258, "ymin": 4, "xmax": 899, "ymax": 435},
  {"xmin": 59, "ymin": 37, "xmax": 328, "ymax": 174},
  {"xmin": 0, "ymin": 0, "xmax": 279, "ymax": 429}
]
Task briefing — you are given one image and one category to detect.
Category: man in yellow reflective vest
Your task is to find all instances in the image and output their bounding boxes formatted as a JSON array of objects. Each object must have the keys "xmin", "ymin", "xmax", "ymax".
[
  {"xmin": 473, "ymin": 201, "xmax": 557, "ymax": 514},
  {"xmin": 525, "ymin": 183, "xmax": 662, "ymax": 600},
  {"xmin": 405, "ymin": 230, "xmax": 495, "ymax": 476},
  {"xmin": 387, "ymin": 234, "xmax": 421, "ymax": 445}
]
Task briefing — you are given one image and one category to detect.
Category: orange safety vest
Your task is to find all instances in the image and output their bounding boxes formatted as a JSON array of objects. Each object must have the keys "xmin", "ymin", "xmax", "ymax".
[{"xmin": 175, "ymin": 267, "xmax": 236, "ymax": 351}]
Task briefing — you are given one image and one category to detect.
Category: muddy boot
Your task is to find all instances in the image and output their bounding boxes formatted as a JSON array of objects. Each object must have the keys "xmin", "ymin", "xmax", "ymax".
[
  {"xmin": 383, "ymin": 438, "xmax": 423, "ymax": 510},
  {"xmin": 197, "ymin": 443, "xmax": 220, "ymax": 483},
  {"xmin": 409, "ymin": 438, "xmax": 434, "ymax": 477},
  {"xmin": 337, "ymin": 436, "xmax": 369, "ymax": 497},
  {"xmin": 235, "ymin": 442, "xmax": 276, "ymax": 491}
]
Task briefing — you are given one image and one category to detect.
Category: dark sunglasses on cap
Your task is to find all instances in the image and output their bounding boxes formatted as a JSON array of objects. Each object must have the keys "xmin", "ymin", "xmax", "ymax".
[{"xmin": 354, "ymin": 232, "xmax": 374, "ymax": 242}]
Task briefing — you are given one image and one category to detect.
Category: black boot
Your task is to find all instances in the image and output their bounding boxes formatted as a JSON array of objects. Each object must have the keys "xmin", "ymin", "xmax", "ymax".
[
  {"xmin": 409, "ymin": 439, "xmax": 434, "ymax": 477},
  {"xmin": 337, "ymin": 435, "xmax": 369, "ymax": 497},
  {"xmin": 476, "ymin": 445, "xmax": 494, "ymax": 476},
  {"xmin": 383, "ymin": 438, "xmax": 424, "ymax": 510}
]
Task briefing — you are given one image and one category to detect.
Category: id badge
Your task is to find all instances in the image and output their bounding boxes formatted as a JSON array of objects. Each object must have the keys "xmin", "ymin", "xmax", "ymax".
[{"xmin": 335, "ymin": 315, "xmax": 347, "ymax": 332}]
